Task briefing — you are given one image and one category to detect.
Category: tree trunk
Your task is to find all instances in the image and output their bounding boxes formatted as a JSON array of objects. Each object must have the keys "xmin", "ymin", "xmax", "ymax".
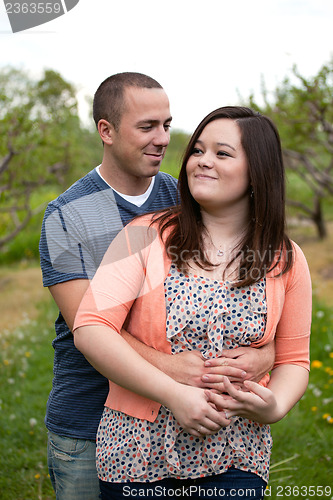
[{"xmin": 313, "ymin": 196, "xmax": 327, "ymax": 239}]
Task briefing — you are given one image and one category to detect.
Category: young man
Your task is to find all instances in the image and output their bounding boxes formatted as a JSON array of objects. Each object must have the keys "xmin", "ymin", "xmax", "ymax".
[{"xmin": 40, "ymin": 72, "xmax": 274, "ymax": 500}]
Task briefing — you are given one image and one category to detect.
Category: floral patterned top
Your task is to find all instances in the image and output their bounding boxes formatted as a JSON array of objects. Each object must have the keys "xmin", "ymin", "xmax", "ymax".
[{"xmin": 96, "ymin": 264, "xmax": 272, "ymax": 483}]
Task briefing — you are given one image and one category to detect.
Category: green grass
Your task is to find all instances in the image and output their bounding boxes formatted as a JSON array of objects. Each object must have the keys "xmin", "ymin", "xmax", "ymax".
[
  {"xmin": 1, "ymin": 292, "xmax": 332, "ymax": 499},
  {"xmin": 268, "ymin": 296, "xmax": 333, "ymax": 498},
  {"xmin": 0, "ymin": 299, "xmax": 58, "ymax": 500}
]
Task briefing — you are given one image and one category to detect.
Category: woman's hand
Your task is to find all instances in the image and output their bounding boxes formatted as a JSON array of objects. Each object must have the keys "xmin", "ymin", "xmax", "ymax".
[
  {"xmin": 204, "ymin": 376, "xmax": 280, "ymax": 424},
  {"xmin": 165, "ymin": 383, "xmax": 231, "ymax": 437}
]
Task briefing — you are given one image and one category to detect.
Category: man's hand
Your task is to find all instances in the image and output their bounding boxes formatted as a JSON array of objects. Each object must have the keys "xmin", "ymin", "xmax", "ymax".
[
  {"xmin": 160, "ymin": 350, "xmax": 206, "ymax": 386},
  {"xmin": 200, "ymin": 343, "xmax": 275, "ymax": 392},
  {"xmin": 164, "ymin": 351, "xmax": 247, "ymax": 391},
  {"xmin": 121, "ymin": 335, "xmax": 209, "ymax": 387}
]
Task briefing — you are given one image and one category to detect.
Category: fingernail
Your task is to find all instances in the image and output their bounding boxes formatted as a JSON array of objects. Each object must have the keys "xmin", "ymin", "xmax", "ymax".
[
  {"xmin": 204, "ymin": 361, "xmax": 211, "ymax": 366},
  {"xmin": 241, "ymin": 371, "xmax": 247, "ymax": 377},
  {"xmin": 202, "ymin": 375, "xmax": 209, "ymax": 381}
]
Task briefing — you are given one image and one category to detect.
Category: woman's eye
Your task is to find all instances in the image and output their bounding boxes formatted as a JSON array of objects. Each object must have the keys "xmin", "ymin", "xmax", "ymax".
[
  {"xmin": 217, "ymin": 151, "xmax": 230, "ymax": 157},
  {"xmin": 192, "ymin": 148, "xmax": 203, "ymax": 155}
]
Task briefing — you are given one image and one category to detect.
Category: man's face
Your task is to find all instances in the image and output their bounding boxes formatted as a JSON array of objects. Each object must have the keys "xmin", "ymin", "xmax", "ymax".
[{"xmin": 109, "ymin": 86, "xmax": 172, "ymax": 182}]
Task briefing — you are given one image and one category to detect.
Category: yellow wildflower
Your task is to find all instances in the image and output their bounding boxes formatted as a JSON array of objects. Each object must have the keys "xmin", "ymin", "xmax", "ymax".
[
  {"xmin": 311, "ymin": 406, "xmax": 318, "ymax": 412},
  {"xmin": 311, "ymin": 360, "xmax": 323, "ymax": 368}
]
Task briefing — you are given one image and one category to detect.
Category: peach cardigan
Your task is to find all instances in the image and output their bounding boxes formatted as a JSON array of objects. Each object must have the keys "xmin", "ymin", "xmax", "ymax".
[{"xmin": 74, "ymin": 215, "xmax": 312, "ymax": 422}]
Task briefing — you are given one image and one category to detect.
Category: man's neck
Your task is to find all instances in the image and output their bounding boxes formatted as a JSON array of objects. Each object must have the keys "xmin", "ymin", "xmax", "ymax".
[{"xmin": 99, "ymin": 163, "xmax": 153, "ymax": 196}]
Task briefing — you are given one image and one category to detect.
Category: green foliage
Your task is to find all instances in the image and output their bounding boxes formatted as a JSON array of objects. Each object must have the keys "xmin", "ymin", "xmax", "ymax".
[
  {"xmin": 161, "ymin": 130, "xmax": 189, "ymax": 178},
  {"xmin": 35, "ymin": 69, "xmax": 78, "ymax": 120},
  {"xmin": 0, "ymin": 187, "xmax": 59, "ymax": 265},
  {"xmin": 0, "ymin": 66, "xmax": 102, "ymax": 250},
  {"xmin": 246, "ymin": 57, "xmax": 333, "ymax": 238}
]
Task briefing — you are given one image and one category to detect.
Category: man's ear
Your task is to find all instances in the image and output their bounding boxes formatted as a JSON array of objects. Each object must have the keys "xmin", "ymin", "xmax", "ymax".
[{"xmin": 97, "ymin": 119, "xmax": 114, "ymax": 145}]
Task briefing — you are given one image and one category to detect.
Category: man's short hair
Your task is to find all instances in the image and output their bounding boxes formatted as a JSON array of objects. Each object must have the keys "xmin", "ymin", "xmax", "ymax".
[{"xmin": 93, "ymin": 72, "xmax": 163, "ymax": 131}]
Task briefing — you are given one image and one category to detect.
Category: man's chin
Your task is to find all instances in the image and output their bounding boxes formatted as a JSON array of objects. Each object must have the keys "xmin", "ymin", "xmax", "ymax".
[{"xmin": 145, "ymin": 161, "xmax": 162, "ymax": 172}]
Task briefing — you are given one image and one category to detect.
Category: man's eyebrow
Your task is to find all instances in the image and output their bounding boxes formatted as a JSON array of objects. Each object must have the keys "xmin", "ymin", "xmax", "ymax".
[{"xmin": 137, "ymin": 116, "xmax": 173, "ymax": 126}]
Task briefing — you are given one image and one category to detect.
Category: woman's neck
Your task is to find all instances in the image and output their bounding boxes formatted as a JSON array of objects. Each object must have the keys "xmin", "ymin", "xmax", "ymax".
[
  {"xmin": 184, "ymin": 209, "xmax": 248, "ymax": 281},
  {"xmin": 200, "ymin": 208, "xmax": 248, "ymax": 246}
]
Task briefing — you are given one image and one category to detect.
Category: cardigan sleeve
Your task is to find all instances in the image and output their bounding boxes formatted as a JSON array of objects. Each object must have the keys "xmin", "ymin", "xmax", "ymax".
[
  {"xmin": 273, "ymin": 243, "xmax": 312, "ymax": 371},
  {"xmin": 73, "ymin": 219, "xmax": 161, "ymax": 335}
]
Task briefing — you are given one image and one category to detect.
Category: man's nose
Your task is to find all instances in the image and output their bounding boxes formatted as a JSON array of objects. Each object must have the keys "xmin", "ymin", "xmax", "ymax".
[{"xmin": 153, "ymin": 126, "xmax": 170, "ymax": 147}]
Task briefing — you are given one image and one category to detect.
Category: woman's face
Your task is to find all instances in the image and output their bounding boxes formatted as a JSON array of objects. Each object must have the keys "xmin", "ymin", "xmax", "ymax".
[{"xmin": 186, "ymin": 118, "xmax": 250, "ymax": 216}]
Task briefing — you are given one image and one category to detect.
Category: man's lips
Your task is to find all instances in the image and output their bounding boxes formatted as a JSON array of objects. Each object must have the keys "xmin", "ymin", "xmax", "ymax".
[{"xmin": 145, "ymin": 152, "xmax": 164, "ymax": 160}]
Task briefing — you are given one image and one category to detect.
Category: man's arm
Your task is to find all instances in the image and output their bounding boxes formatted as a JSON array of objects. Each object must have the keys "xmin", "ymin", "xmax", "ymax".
[
  {"xmin": 121, "ymin": 332, "xmax": 207, "ymax": 386},
  {"xmin": 50, "ymin": 280, "xmax": 273, "ymax": 390},
  {"xmin": 123, "ymin": 332, "xmax": 273, "ymax": 389},
  {"xmin": 49, "ymin": 279, "xmax": 90, "ymax": 331},
  {"xmin": 49, "ymin": 280, "xmax": 210, "ymax": 387}
]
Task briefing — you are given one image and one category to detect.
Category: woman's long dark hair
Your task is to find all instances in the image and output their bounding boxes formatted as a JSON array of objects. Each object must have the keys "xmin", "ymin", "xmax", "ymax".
[{"xmin": 153, "ymin": 106, "xmax": 293, "ymax": 287}]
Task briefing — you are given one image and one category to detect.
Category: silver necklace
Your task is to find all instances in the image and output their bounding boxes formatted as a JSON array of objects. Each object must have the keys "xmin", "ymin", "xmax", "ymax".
[
  {"xmin": 206, "ymin": 233, "xmax": 226, "ymax": 257},
  {"xmin": 206, "ymin": 232, "xmax": 240, "ymax": 258}
]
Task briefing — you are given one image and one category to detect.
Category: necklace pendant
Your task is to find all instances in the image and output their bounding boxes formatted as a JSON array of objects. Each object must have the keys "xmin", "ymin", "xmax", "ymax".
[{"xmin": 217, "ymin": 249, "xmax": 224, "ymax": 257}]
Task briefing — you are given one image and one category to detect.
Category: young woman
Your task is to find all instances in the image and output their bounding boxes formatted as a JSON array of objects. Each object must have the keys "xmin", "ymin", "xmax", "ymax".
[{"xmin": 73, "ymin": 107, "xmax": 312, "ymax": 500}]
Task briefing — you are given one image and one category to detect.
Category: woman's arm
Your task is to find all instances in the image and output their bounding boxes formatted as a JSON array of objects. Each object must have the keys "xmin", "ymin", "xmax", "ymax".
[
  {"xmin": 205, "ymin": 364, "xmax": 309, "ymax": 424},
  {"xmin": 74, "ymin": 324, "xmax": 230, "ymax": 435}
]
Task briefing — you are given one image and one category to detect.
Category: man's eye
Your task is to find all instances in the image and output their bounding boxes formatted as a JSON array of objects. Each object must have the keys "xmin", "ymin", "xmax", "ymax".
[{"xmin": 164, "ymin": 124, "xmax": 171, "ymax": 131}]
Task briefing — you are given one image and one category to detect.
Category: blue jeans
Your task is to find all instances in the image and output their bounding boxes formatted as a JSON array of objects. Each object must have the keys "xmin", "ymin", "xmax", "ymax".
[
  {"xmin": 47, "ymin": 431, "xmax": 101, "ymax": 500},
  {"xmin": 99, "ymin": 467, "xmax": 266, "ymax": 499}
]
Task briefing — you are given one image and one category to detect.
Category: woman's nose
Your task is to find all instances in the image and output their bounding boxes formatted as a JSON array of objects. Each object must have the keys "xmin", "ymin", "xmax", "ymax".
[{"xmin": 198, "ymin": 154, "xmax": 214, "ymax": 168}]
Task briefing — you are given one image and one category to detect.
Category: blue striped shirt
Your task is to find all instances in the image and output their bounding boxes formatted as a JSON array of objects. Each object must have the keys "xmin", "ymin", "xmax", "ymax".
[{"xmin": 39, "ymin": 168, "xmax": 178, "ymax": 439}]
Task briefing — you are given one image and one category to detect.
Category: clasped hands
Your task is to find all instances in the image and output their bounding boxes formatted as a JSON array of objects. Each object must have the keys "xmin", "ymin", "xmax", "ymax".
[{"xmin": 167, "ymin": 347, "xmax": 276, "ymax": 438}]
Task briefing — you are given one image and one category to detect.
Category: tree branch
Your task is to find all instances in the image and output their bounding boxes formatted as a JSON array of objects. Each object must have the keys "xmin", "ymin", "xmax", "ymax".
[
  {"xmin": 287, "ymin": 199, "xmax": 314, "ymax": 217},
  {"xmin": 0, "ymin": 148, "xmax": 15, "ymax": 176}
]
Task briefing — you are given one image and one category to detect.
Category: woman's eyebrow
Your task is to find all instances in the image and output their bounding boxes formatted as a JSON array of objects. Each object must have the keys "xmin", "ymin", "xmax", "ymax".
[
  {"xmin": 196, "ymin": 139, "xmax": 236, "ymax": 151},
  {"xmin": 217, "ymin": 142, "xmax": 236, "ymax": 151}
]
